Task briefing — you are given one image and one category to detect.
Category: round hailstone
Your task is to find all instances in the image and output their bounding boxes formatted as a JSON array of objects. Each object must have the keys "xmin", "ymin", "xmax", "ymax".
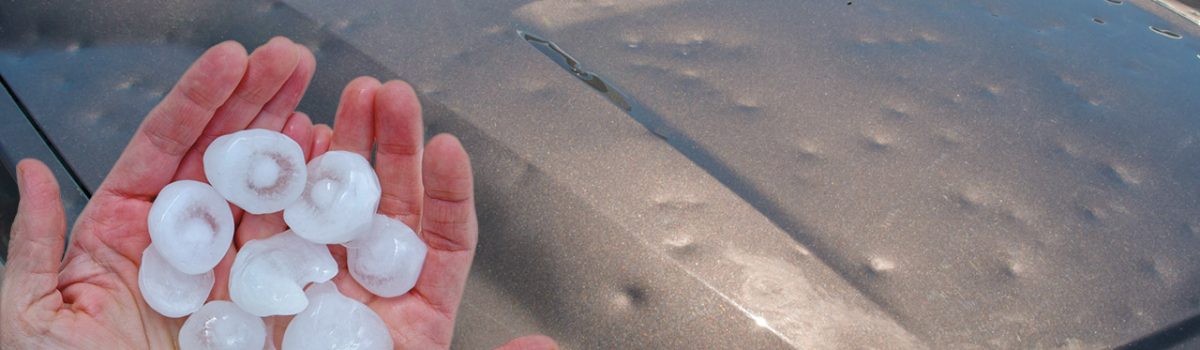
[
  {"xmin": 282, "ymin": 282, "xmax": 393, "ymax": 350},
  {"xmin": 148, "ymin": 180, "xmax": 234, "ymax": 275},
  {"xmin": 179, "ymin": 300, "xmax": 266, "ymax": 350},
  {"xmin": 138, "ymin": 245, "xmax": 214, "ymax": 318},
  {"xmin": 204, "ymin": 129, "xmax": 307, "ymax": 214},
  {"xmin": 229, "ymin": 231, "xmax": 338, "ymax": 317},
  {"xmin": 346, "ymin": 214, "xmax": 428, "ymax": 297},
  {"xmin": 284, "ymin": 151, "xmax": 380, "ymax": 244}
]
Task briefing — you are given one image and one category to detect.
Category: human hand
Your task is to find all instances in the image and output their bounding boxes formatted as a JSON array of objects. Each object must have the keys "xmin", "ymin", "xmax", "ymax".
[
  {"xmin": 0, "ymin": 36, "xmax": 317, "ymax": 348},
  {"xmin": 295, "ymin": 78, "xmax": 557, "ymax": 350}
]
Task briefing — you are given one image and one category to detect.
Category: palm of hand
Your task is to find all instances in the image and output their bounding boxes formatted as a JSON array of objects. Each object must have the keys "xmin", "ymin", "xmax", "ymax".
[{"xmin": 1, "ymin": 38, "xmax": 479, "ymax": 349}]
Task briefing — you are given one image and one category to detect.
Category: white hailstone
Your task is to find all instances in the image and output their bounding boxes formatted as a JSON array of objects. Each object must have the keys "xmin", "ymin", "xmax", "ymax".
[
  {"xmin": 229, "ymin": 231, "xmax": 337, "ymax": 317},
  {"xmin": 179, "ymin": 301, "xmax": 266, "ymax": 350},
  {"xmin": 203, "ymin": 129, "xmax": 307, "ymax": 215},
  {"xmin": 284, "ymin": 151, "xmax": 380, "ymax": 244},
  {"xmin": 346, "ymin": 214, "xmax": 428, "ymax": 297},
  {"xmin": 138, "ymin": 245, "xmax": 214, "ymax": 318},
  {"xmin": 282, "ymin": 282, "xmax": 393, "ymax": 350},
  {"xmin": 148, "ymin": 180, "xmax": 234, "ymax": 275}
]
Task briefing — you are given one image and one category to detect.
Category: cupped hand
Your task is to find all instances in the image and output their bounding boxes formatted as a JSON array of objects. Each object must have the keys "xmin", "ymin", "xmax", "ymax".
[
  {"xmin": 265, "ymin": 77, "xmax": 557, "ymax": 350},
  {"xmin": 0, "ymin": 36, "xmax": 316, "ymax": 349}
]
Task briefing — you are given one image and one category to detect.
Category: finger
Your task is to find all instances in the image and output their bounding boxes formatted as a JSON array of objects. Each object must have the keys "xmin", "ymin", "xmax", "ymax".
[
  {"xmin": 2, "ymin": 160, "xmax": 67, "ymax": 309},
  {"xmin": 282, "ymin": 112, "xmax": 315, "ymax": 160},
  {"xmin": 202, "ymin": 36, "xmax": 300, "ymax": 135},
  {"xmin": 247, "ymin": 44, "xmax": 316, "ymax": 131},
  {"xmin": 208, "ymin": 247, "xmax": 237, "ymax": 300},
  {"xmin": 330, "ymin": 76, "xmax": 381, "ymax": 158},
  {"xmin": 311, "ymin": 124, "xmax": 333, "ymax": 160},
  {"xmin": 173, "ymin": 36, "xmax": 302, "ymax": 182},
  {"xmin": 495, "ymin": 335, "xmax": 560, "ymax": 350},
  {"xmin": 97, "ymin": 41, "xmax": 248, "ymax": 198},
  {"xmin": 413, "ymin": 134, "xmax": 476, "ymax": 318},
  {"xmin": 265, "ymin": 316, "xmax": 290, "ymax": 349},
  {"xmin": 234, "ymin": 214, "xmax": 288, "ymax": 248},
  {"xmin": 373, "ymin": 80, "xmax": 424, "ymax": 228}
]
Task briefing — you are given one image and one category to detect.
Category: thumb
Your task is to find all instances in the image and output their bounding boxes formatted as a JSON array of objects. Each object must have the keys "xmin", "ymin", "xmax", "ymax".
[
  {"xmin": 494, "ymin": 335, "xmax": 559, "ymax": 350},
  {"xmin": 2, "ymin": 159, "xmax": 67, "ymax": 310}
]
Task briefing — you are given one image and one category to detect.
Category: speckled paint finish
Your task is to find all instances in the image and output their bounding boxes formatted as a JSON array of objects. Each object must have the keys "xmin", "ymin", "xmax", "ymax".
[{"xmin": 1, "ymin": 0, "xmax": 1199, "ymax": 348}]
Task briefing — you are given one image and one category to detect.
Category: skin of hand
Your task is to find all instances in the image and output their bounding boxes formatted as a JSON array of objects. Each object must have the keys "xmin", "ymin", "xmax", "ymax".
[{"xmin": 0, "ymin": 37, "xmax": 557, "ymax": 350}]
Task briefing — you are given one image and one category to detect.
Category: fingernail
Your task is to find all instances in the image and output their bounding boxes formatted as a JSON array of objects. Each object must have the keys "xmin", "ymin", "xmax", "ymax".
[{"xmin": 14, "ymin": 163, "xmax": 26, "ymax": 194}]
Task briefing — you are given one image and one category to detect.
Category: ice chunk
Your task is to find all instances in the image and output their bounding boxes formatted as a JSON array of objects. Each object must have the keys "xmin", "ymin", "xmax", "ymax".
[
  {"xmin": 178, "ymin": 300, "xmax": 266, "ymax": 350},
  {"xmin": 284, "ymin": 151, "xmax": 380, "ymax": 244},
  {"xmin": 204, "ymin": 129, "xmax": 307, "ymax": 214},
  {"xmin": 148, "ymin": 180, "xmax": 234, "ymax": 275},
  {"xmin": 282, "ymin": 282, "xmax": 393, "ymax": 350},
  {"xmin": 346, "ymin": 214, "xmax": 428, "ymax": 297},
  {"xmin": 229, "ymin": 231, "xmax": 337, "ymax": 316},
  {"xmin": 138, "ymin": 245, "xmax": 214, "ymax": 318}
]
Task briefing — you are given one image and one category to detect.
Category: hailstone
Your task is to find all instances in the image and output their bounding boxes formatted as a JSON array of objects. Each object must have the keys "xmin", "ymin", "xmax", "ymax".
[
  {"xmin": 284, "ymin": 151, "xmax": 380, "ymax": 244},
  {"xmin": 346, "ymin": 214, "xmax": 428, "ymax": 297},
  {"xmin": 203, "ymin": 129, "xmax": 307, "ymax": 214},
  {"xmin": 138, "ymin": 245, "xmax": 214, "ymax": 318},
  {"xmin": 229, "ymin": 231, "xmax": 337, "ymax": 317},
  {"xmin": 178, "ymin": 300, "xmax": 266, "ymax": 350},
  {"xmin": 282, "ymin": 282, "xmax": 393, "ymax": 350},
  {"xmin": 147, "ymin": 180, "xmax": 234, "ymax": 275}
]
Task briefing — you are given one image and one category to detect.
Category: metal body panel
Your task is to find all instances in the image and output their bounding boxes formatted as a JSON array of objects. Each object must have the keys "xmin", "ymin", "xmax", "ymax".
[
  {"xmin": 0, "ymin": 82, "xmax": 87, "ymax": 263},
  {"xmin": 2, "ymin": 0, "xmax": 1199, "ymax": 348}
]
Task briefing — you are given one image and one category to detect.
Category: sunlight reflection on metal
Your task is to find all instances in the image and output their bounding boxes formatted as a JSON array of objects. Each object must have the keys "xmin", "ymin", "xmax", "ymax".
[
  {"xmin": 726, "ymin": 248, "xmax": 925, "ymax": 349},
  {"xmin": 514, "ymin": 0, "xmax": 683, "ymax": 30},
  {"xmin": 751, "ymin": 314, "xmax": 770, "ymax": 328}
]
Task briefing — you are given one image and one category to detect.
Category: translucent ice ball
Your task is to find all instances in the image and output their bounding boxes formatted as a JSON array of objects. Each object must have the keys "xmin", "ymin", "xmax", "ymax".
[
  {"xmin": 179, "ymin": 300, "xmax": 266, "ymax": 350},
  {"xmin": 138, "ymin": 245, "xmax": 214, "ymax": 318},
  {"xmin": 284, "ymin": 151, "xmax": 380, "ymax": 244},
  {"xmin": 346, "ymin": 214, "xmax": 428, "ymax": 297},
  {"xmin": 204, "ymin": 129, "xmax": 307, "ymax": 215},
  {"xmin": 229, "ymin": 231, "xmax": 337, "ymax": 317},
  {"xmin": 147, "ymin": 180, "xmax": 234, "ymax": 275},
  {"xmin": 282, "ymin": 282, "xmax": 393, "ymax": 350}
]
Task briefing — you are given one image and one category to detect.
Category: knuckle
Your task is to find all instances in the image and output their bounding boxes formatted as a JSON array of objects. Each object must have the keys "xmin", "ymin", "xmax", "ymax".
[
  {"xmin": 376, "ymin": 140, "xmax": 421, "ymax": 157},
  {"xmin": 380, "ymin": 192, "xmax": 422, "ymax": 217},
  {"xmin": 178, "ymin": 81, "xmax": 223, "ymax": 110},
  {"xmin": 142, "ymin": 126, "xmax": 192, "ymax": 157}
]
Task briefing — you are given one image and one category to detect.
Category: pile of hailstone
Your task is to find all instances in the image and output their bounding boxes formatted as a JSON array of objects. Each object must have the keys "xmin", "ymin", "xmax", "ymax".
[{"xmin": 138, "ymin": 129, "xmax": 427, "ymax": 350}]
